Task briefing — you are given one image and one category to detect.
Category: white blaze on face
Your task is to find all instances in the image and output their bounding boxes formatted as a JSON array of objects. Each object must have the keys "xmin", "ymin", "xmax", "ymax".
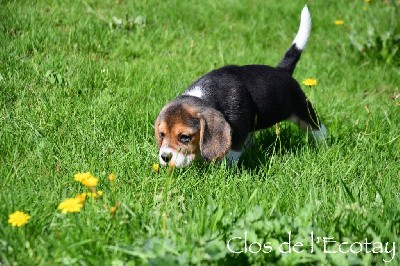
[{"xmin": 159, "ymin": 146, "xmax": 195, "ymax": 168}]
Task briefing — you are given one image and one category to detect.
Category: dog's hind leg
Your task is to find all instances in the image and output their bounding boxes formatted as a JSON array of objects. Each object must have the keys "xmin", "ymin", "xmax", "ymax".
[{"xmin": 288, "ymin": 99, "xmax": 327, "ymax": 142}]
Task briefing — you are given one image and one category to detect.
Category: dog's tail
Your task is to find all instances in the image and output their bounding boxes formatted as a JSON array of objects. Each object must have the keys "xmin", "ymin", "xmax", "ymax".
[{"xmin": 276, "ymin": 5, "xmax": 311, "ymax": 75}]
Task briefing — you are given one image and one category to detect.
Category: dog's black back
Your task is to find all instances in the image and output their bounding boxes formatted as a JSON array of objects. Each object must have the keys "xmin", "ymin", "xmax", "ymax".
[{"xmin": 185, "ymin": 65, "xmax": 320, "ymax": 149}]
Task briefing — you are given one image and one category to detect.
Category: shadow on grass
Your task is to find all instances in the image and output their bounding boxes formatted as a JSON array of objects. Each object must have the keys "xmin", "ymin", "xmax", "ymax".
[{"xmin": 238, "ymin": 125, "xmax": 326, "ymax": 171}]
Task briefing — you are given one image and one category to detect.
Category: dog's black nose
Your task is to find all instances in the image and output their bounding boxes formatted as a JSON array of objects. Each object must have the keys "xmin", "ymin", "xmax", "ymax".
[{"xmin": 160, "ymin": 153, "xmax": 172, "ymax": 163}]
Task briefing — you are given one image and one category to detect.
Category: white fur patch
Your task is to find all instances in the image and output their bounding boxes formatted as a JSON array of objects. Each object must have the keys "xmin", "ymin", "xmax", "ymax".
[
  {"xmin": 292, "ymin": 5, "xmax": 311, "ymax": 50},
  {"xmin": 225, "ymin": 133, "xmax": 253, "ymax": 164},
  {"xmin": 159, "ymin": 146, "xmax": 195, "ymax": 168},
  {"xmin": 226, "ymin": 150, "xmax": 243, "ymax": 163},
  {"xmin": 309, "ymin": 124, "xmax": 327, "ymax": 142},
  {"xmin": 288, "ymin": 115, "xmax": 327, "ymax": 142},
  {"xmin": 184, "ymin": 86, "xmax": 203, "ymax": 98}
]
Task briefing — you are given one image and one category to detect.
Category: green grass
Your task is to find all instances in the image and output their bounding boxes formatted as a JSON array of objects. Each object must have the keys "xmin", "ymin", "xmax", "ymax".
[{"xmin": 1, "ymin": 0, "xmax": 399, "ymax": 265}]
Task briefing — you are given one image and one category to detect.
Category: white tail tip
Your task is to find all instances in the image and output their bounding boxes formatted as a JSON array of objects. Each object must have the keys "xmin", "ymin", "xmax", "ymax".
[{"xmin": 292, "ymin": 5, "xmax": 312, "ymax": 50}]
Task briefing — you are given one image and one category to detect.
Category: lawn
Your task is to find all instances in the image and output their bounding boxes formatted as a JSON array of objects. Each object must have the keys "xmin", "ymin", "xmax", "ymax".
[{"xmin": 1, "ymin": 0, "xmax": 399, "ymax": 265}]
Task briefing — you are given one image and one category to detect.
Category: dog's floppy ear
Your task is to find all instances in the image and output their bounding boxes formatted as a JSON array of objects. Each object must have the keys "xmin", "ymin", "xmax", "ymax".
[
  {"xmin": 154, "ymin": 115, "xmax": 162, "ymax": 149},
  {"xmin": 199, "ymin": 108, "xmax": 231, "ymax": 161}
]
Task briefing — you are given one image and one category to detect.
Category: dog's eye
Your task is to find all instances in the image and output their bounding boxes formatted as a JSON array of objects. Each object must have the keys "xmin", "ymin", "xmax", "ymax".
[
  {"xmin": 160, "ymin": 132, "xmax": 165, "ymax": 139},
  {"xmin": 179, "ymin": 134, "xmax": 191, "ymax": 144}
]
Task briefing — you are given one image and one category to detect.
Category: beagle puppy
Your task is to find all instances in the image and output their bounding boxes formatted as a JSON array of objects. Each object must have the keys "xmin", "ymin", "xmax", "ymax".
[{"xmin": 155, "ymin": 6, "xmax": 326, "ymax": 168}]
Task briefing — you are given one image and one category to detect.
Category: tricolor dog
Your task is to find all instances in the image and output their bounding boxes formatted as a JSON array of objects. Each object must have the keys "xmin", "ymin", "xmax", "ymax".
[{"xmin": 155, "ymin": 6, "xmax": 326, "ymax": 168}]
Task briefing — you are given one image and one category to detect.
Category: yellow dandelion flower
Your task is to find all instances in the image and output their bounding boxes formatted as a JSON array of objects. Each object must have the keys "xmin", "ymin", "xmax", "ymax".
[
  {"xmin": 75, "ymin": 193, "xmax": 87, "ymax": 203},
  {"xmin": 74, "ymin": 172, "xmax": 93, "ymax": 183},
  {"xmin": 334, "ymin": 20, "xmax": 344, "ymax": 26},
  {"xmin": 58, "ymin": 198, "xmax": 83, "ymax": 214},
  {"xmin": 110, "ymin": 203, "xmax": 120, "ymax": 216},
  {"xmin": 81, "ymin": 176, "xmax": 99, "ymax": 187},
  {"xmin": 97, "ymin": 190, "xmax": 103, "ymax": 196},
  {"xmin": 302, "ymin": 78, "xmax": 318, "ymax": 87},
  {"xmin": 108, "ymin": 173, "xmax": 116, "ymax": 182},
  {"xmin": 153, "ymin": 163, "xmax": 159, "ymax": 173},
  {"xmin": 8, "ymin": 211, "xmax": 31, "ymax": 227}
]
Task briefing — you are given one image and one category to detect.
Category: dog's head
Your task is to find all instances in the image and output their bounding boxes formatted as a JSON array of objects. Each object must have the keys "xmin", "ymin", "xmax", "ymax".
[{"xmin": 154, "ymin": 97, "xmax": 231, "ymax": 168}]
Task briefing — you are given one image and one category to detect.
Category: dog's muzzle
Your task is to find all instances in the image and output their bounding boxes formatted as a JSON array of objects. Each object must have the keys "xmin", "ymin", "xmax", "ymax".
[{"xmin": 158, "ymin": 147, "xmax": 194, "ymax": 168}]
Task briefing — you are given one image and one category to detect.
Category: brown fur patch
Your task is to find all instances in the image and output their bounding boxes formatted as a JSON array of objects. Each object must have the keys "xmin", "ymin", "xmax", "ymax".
[
  {"xmin": 155, "ymin": 104, "xmax": 202, "ymax": 159},
  {"xmin": 199, "ymin": 108, "xmax": 231, "ymax": 160},
  {"xmin": 155, "ymin": 100, "xmax": 232, "ymax": 163}
]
